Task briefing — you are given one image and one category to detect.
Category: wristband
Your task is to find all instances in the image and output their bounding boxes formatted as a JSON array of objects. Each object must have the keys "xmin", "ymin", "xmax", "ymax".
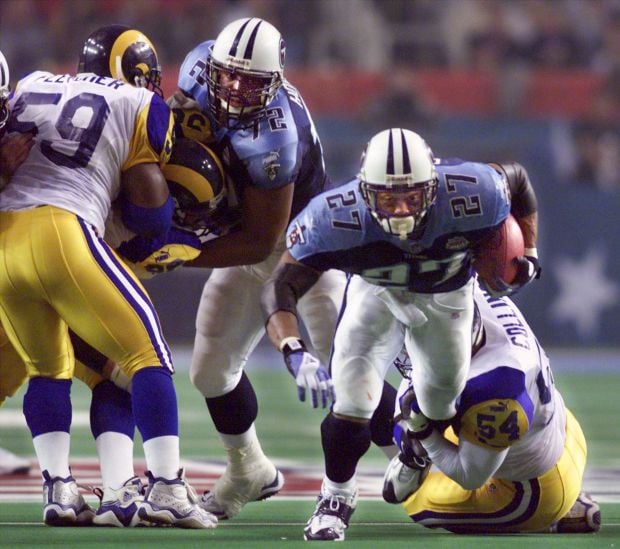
[
  {"xmin": 524, "ymin": 247, "xmax": 538, "ymax": 258},
  {"xmin": 279, "ymin": 336, "xmax": 306, "ymax": 354}
]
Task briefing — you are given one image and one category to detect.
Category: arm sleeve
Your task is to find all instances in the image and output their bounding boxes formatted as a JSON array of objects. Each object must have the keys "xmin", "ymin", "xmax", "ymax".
[
  {"xmin": 490, "ymin": 162, "xmax": 537, "ymax": 218},
  {"xmin": 420, "ymin": 430, "xmax": 509, "ymax": 490}
]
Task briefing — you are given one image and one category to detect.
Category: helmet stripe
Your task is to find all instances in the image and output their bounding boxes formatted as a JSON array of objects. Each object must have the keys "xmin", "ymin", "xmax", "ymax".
[
  {"xmin": 109, "ymin": 29, "xmax": 157, "ymax": 82},
  {"xmin": 164, "ymin": 164, "xmax": 214, "ymax": 201},
  {"xmin": 386, "ymin": 129, "xmax": 395, "ymax": 175},
  {"xmin": 242, "ymin": 20, "xmax": 262, "ymax": 60},
  {"xmin": 229, "ymin": 18, "xmax": 252, "ymax": 58},
  {"xmin": 400, "ymin": 129, "xmax": 411, "ymax": 174}
]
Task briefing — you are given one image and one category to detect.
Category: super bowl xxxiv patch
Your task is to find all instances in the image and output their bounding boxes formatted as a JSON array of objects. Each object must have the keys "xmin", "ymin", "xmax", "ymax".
[{"xmin": 263, "ymin": 150, "xmax": 281, "ymax": 181}]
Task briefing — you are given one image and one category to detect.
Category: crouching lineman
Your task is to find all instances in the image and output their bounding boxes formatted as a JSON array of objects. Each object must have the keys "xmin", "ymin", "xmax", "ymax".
[
  {"xmin": 384, "ymin": 282, "xmax": 601, "ymax": 534},
  {"xmin": 0, "ymin": 131, "xmax": 228, "ymax": 526},
  {"xmin": 0, "ymin": 26, "xmax": 217, "ymax": 529}
]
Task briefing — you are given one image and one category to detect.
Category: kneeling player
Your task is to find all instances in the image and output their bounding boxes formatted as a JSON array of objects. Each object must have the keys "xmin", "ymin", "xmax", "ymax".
[{"xmin": 386, "ymin": 282, "xmax": 600, "ymax": 534}]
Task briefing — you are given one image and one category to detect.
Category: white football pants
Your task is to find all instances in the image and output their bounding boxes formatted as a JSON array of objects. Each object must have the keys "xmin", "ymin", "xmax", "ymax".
[
  {"xmin": 331, "ymin": 275, "xmax": 475, "ymax": 421},
  {"xmin": 190, "ymin": 238, "xmax": 346, "ymax": 397}
]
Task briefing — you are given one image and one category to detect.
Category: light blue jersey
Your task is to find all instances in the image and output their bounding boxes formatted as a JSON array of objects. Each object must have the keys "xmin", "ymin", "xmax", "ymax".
[
  {"xmin": 286, "ymin": 158, "xmax": 510, "ymax": 293},
  {"xmin": 178, "ymin": 42, "xmax": 328, "ymax": 220}
]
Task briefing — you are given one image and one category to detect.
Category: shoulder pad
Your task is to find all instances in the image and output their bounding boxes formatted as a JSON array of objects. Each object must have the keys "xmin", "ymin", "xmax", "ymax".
[{"xmin": 460, "ymin": 398, "xmax": 530, "ymax": 450}]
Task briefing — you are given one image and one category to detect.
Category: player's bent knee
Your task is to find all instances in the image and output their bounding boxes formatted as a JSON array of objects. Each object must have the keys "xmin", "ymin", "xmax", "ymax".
[{"xmin": 189, "ymin": 361, "xmax": 241, "ymax": 398}]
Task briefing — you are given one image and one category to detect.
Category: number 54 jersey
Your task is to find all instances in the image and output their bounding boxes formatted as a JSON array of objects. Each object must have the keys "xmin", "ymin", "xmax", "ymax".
[{"xmin": 1, "ymin": 71, "xmax": 174, "ymax": 235}]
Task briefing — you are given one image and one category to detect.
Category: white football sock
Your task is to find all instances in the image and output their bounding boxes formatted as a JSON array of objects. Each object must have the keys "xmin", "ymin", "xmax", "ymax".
[
  {"xmin": 96, "ymin": 432, "xmax": 135, "ymax": 490},
  {"xmin": 32, "ymin": 432, "xmax": 70, "ymax": 478},
  {"xmin": 143, "ymin": 435, "xmax": 179, "ymax": 479},
  {"xmin": 323, "ymin": 476, "xmax": 357, "ymax": 496},
  {"xmin": 219, "ymin": 424, "xmax": 270, "ymax": 474},
  {"xmin": 219, "ymin": 423, "xmax": 259, "ymax": 450}
]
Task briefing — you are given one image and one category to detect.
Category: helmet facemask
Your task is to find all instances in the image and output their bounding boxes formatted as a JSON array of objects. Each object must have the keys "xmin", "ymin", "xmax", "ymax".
[
  {"xmin": 206, "ymin": 56, "xmax": 280, "ymax": 128},
  {"xmin": 360, "ymin": 179, "xmax": 437, "ymax": 240},
  {"xmin": 0, "ymin": 88, "xmax": 9, "ymax": 137},
  {"xmin": 0, "ymin": 50, "xmax": 9, "ymax": 137},
  {"xmin": 205, "ymin": 18, "xmax": 285, "ymax": 129},
  {"xmin": 359, "ymin": 128, "xmax": 438, "ymax": 240}
]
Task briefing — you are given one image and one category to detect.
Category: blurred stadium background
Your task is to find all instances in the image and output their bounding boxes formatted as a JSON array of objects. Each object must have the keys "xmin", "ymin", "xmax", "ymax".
[
  {"xmin": 1, "ymin": 0, "xmax": 619, "ymax": 351},
  {"xmin": 1, "ymin": 0, "xmax": 619, "ymax": 543}
]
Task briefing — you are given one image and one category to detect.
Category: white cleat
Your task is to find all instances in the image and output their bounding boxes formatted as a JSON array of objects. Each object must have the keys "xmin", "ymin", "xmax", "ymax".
[
  {"xmin": 200, "ymin": 457, "xmax": 284, "ymax": 519},
  {"xmin": 137, "ymin": 469, "xmax": 218, "ymax": 529},
  {"xmin": 0, "ymin": 446, "xmax": 30, "ymax": 476},
  {"xmin": 303, "ymin": 484, "xmax": 357, "ymax": 541},
  {"xmin": 42, "ymin": 470, "xmax": 95, "ymax": 526},
  {"xmin": 382, "ymin": 452, "xmax": 431, "ymax": 504},
  {"xmin": 551, "ymin": 492, "xmax": 601, "ymax": 533},
  {"xmin": 93, "ymin": 476, "xmax": 150, "ymax": 527}
]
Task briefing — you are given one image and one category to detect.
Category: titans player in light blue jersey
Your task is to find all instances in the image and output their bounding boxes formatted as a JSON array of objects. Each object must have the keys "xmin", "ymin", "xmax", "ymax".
[
  {"xmin": 261, "ymin": 128, "xmax": 542, "ymax": 541},
  {"xmin": 167, "ymin": 18, "xmax": 349, "ymax": 519}
]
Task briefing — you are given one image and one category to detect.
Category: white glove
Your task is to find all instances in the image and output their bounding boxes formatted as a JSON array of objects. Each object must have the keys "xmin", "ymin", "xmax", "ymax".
[
  {"xmin": 281, "ymin": 337, "xmax": 335, "ymax": 408},
  {"xmin": 398, "ymin": 385, "xmax": 432, "ymax": 439}
]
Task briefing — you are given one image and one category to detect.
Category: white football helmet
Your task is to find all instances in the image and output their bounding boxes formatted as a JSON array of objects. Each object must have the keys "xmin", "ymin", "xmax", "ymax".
[
  {"xmin": 0, "ymin": 49, "xmax": 10, "ymax": 136},
  {"xmin": 206, "ymin": 17, "xmax": 285, "ymax": 127},
  {"xmin": 359, "ymin": 128, "xmax": 437, "ymax": 239}
]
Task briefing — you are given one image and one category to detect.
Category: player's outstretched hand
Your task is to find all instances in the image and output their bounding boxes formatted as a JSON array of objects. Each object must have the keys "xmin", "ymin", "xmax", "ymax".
[{"xmin": 281, "ymin": 338, "xmax": 334, "ymax": 408}]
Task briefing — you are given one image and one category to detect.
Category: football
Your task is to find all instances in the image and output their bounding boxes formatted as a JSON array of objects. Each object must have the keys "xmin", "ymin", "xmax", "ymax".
[{"xmin": 474, "ymin": 214, "xmax": 524, "ymax": 291}]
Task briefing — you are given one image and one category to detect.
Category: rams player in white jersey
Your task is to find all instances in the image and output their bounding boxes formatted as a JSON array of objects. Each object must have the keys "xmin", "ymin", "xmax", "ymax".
[
  {"xmin": 385, "ymin": 282, "xmax": 600, "ymax": 534},
  {"xmin": 0, "ymin": 26, "xmax": 217, "ymax": 529},
  {"xmin": 0, "ymin": 133, "xmax": 226, "ymax": 526}
]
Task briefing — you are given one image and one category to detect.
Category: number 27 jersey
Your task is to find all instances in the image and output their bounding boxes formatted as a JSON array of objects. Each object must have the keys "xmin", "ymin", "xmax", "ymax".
[{"xmin": 1, "ymin": 71, "xmax": 174, "ymax": 235}]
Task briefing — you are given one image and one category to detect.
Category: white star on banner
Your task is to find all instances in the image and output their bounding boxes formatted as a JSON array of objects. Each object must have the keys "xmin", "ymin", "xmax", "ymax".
[{"xmin": 549, "ymin": 247, "xmax": 620, "ymax": 338}]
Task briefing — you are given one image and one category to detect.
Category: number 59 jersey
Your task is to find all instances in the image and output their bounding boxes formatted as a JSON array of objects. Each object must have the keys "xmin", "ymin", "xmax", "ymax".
[{"xmin": 1, "ymin": 71, "xmax": 174, "ymax": 235}]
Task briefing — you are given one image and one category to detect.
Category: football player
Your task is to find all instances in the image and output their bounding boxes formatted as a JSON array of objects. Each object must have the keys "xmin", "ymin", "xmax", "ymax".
[
  {"xmin": 167, "ymin": 18, "xmax": 350, "ymax": 519},
  {"xmin": 0, "ymin": 48, "xmax": 34, "ymax": 476},
  {"xmin": 384, "ymin": 282, "xmax": 600, "ymax": 534},
  {"xmin": 260, "ymin": 128, "xmax": 542, "ymax": 540},
  {"xmin": 0, "ymin": 134, "xmax": 227, "ymax": 525},
  {"xmin": 0, "ymin": 26, "xmax": 216, "ymax": 529}
]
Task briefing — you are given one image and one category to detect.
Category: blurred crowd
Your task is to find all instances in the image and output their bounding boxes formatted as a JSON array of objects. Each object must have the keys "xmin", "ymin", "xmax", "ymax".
[
  {"xmin": 2, "ymin": 0, "xmax": 619, "ymax": 73},
  {"xmin": 0, "ymin": 0, "xmax": 619, "ymax": 190}
]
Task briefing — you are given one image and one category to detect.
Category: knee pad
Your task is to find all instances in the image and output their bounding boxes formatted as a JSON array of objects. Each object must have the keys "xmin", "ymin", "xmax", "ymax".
[
  {"xmin": 322, "ymin": 413, "xmax": 371, "ymax": 483},
  {"xmin": 206, "ymin": 372, "xmax": 258, "ymax": 434}
]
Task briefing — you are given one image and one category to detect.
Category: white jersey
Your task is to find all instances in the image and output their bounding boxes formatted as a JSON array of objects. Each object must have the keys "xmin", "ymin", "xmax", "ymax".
[
  {"xmin": 455, "ymin": 284, "xmax": 566, "ymax": 480},
  {"xmin": 1, "ymin": 71, "xmax": 174, "ymax": 234}
]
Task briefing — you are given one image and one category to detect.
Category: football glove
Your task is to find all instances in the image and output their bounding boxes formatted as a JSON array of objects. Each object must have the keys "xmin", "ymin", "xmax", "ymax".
[
  {"xmin": 396, "ymin": 384, "xmax": 432, "ymax": 440},
  {"xmin": 115, "ymin": 227, "xmax": 202, "ymax": 278},
  {"xmin": 281, "ymin": 337, "xmax": 334, "ymax": 409},
  {"xmin": 486, "ymin": 254, "xmax": 542, "ymax": 298}
]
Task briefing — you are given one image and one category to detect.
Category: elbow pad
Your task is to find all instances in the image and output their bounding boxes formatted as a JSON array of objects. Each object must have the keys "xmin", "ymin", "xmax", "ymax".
[
  {"xmin": 121, "ymin": 194, "xmax": 174, "ymax": 237},
  {"xmin": 261, "ymin": 262, "xmax": 321, "ymax": 323},
  {"xmin": 492, "ymin": 162, "xmax": 537, "ymax": 218}
]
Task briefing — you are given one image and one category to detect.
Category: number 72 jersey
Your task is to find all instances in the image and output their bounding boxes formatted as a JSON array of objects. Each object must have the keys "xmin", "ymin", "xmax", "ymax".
[
  {"xmin": 2, "ymin": 70, "xmax": 174, "ymax": 235},
  {"xmin": 286, "ymin": 158, "xmax": 511, "ymax": 293}
]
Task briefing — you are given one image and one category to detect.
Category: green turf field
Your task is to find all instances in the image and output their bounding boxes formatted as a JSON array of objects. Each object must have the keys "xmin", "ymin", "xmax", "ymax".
[{"xmin": 1, "ymin": 353, "xmax": 619, "ymax": 546}]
